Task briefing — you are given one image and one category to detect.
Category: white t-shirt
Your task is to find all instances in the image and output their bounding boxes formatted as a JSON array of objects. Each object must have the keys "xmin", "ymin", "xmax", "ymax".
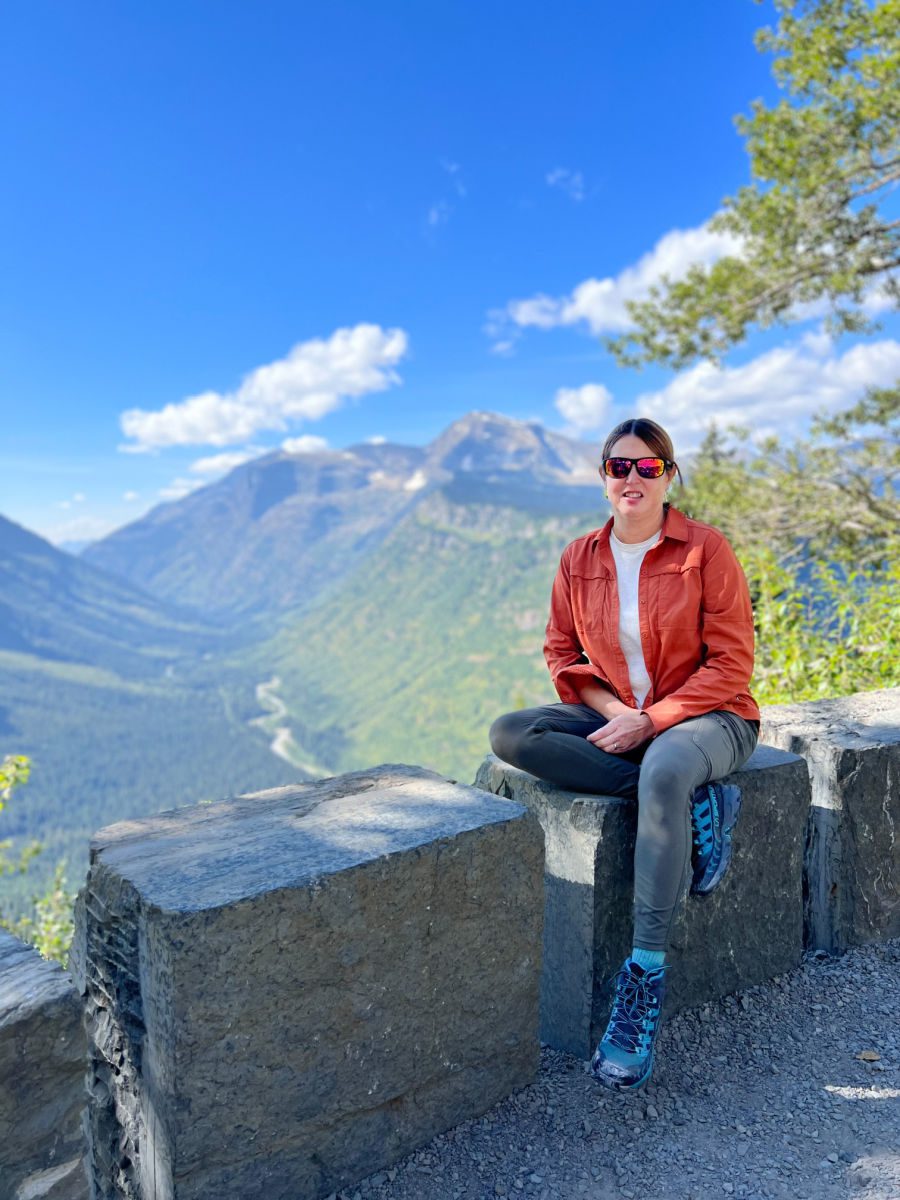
[{"xmin": 609, "ymin": 528, "xmax": 660, "ymax": 708}]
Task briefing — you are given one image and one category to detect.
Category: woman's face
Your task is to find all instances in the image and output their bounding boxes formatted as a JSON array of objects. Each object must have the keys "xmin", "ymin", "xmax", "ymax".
[{"xmin": 604, "ymin": 434, "xmax": 674, "ymax": 522}]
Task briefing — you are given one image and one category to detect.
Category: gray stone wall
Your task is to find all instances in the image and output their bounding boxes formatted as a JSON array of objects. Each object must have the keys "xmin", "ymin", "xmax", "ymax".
[
  {"xmin": 761, "ymin": 687, "xmax": 900, "ymax": 953},
  {"xmin": 0, "ymin": 929, "xmax": 88, "ymax": 1200},
  {"xmin": 70, "ymin": 764, "xmax": 544, "ymax": 1200},
  {"xmin": 2, "ymin": 688, "xmax": 897, "ymax": 1193},
  {"xmin": 475, "ymin": 747, "xmax": 810, "ymax": 1058}
]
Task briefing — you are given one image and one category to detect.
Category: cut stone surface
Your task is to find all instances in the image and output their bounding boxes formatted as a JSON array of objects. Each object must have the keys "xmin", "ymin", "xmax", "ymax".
[
  {"xmin": 474, "ymin": 746, "xmax": 809, "ymax": 1058},
  {"xmin": 70, "ymin": 764, "xmax": 543, "ymax": 1200},
  {"xmin": 761, "ymin": 687, "xmax": 900, "ymax": 953},
  {"xmin": 0, "ymin": 929, "xmax": 88, "ymax": 1200}
]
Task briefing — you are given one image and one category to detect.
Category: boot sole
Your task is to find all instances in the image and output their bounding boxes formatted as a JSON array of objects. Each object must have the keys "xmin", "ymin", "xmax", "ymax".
[
  {"xmin": 691, "ymin": 784, "xmax": 742, "ymax": 897},
  {"xmin": 590, "ymin": 1047, "xmax": 655, "ymax": 1091}
]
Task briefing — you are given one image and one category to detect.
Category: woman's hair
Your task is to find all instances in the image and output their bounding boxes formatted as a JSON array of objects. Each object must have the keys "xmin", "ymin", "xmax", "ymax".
[{"xmin": 601, "ymin": 417, "xmax": 684, "ymax": 487}]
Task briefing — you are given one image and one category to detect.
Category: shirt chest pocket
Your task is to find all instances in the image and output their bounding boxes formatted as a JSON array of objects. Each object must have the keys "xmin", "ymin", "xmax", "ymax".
[
  {"xmin": 570, "ymin": 574, "xmax": 614, "ymax": 637},
  {"xmin": 650, "ymin": 566, "xmax": 702, "ymax": 629}
]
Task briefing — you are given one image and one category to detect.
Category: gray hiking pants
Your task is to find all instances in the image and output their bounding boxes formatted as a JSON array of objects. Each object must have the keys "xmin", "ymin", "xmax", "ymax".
[{"xmin": 489, "ymin": 704, "xmax": 759, "ymax": 951}]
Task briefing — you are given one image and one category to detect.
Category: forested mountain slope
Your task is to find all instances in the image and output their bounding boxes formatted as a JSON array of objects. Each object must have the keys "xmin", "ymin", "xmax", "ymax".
[
  {"xmin": 82, "ymin": 413, "xmax": 602, "ymax": 618},
  {"xmin": 2, "ymin": 415, "xmax": 609, "ymax": 907},
  {"xmin": 233, "ymin": 489, "xmax": 606, "ymax": 784},
  {"xmin": 0, "ymin": 517, "xmax": 303, "ymax": 910},
  {"xmin": 0, "ymin": 513, "xmax": 216, "ymax": 675}
]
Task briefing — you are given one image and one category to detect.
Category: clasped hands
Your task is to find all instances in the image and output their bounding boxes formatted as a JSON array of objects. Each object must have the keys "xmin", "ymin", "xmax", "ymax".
[{"xmin": 587, "ymin": 710, "xmax": 655, "ymax": 755}]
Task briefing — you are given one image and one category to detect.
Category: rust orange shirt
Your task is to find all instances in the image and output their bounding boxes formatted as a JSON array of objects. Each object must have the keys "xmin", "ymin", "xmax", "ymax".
[{"xmin": 544, "ymin": 505, "xmax": 760, "ymax": 734}]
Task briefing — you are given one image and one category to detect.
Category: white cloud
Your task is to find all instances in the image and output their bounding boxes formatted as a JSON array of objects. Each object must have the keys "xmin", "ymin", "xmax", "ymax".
[
  {"xmin": 58, "ymin": 491, "xmax": 87, "ymax": 510},
  {"xmin": 489, "ymin": 222, "xmax": 740, "ymax": 352},
  {"xmin": 636, "ymin": 336, "xmax": 900, "ymax": 453},
  {"xmin": 758, "ymin": 276, "xmax": 897, "ymax": 327},
  {"xmin": 427, "ymin": 201, "xmax": 452, "ymax": 228},
  {"xmin": 546, "ymin": 167, "xmax": 585, "ymax": 202},
  {"xmin": 122, "ymin": 491, "xmax": 140, "ymax": 502},
  {"xmin": 863, "ymin": 277, "xmax": 898, "ymax": 315},
  {"xmin": 159, "ymin": 477, "xmax": 204, "ymax": 501},
  {"xmin": 189, "ymin": 449, "xmax": 261, "ymax": 476},
  {"xmin": 366, "ymin": 435, "xmax": 387, "ymax": 445},
  {"xmin": 119, "ymin": 324, "xmax": 408, "ymax": 452},
  {"xmin": 426, "ymin": 162, "xmax": 468, "ymax": 230},
  {"xmin": 441, "ymin": 159, "xmax": 467, "ymax": 198},
  {"xmin": 44, "ymin": 514, "xmax": 119, "ymax": 545},
  {"xmin": 554, "ymin": 383, "xmax": 613, "ymax": 434},
  {"xmin": 282, "ymin": 435, "xmax": 329, "ymax": 455}
]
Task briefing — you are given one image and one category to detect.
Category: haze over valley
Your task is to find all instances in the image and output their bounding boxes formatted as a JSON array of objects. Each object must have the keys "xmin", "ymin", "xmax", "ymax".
[{"xmin": 1, "ymin": 413, "xmax": 609, "ymax": 905}]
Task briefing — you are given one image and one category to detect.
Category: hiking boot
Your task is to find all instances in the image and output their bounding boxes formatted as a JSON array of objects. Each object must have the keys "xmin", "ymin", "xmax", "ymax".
[
  {"xmin": 690, "ymin": 781, "xmax": 742, "ymax": 896},
  {"xmin": 590, "ymin": 958, "xmax": 667, "ymax": 1091}
]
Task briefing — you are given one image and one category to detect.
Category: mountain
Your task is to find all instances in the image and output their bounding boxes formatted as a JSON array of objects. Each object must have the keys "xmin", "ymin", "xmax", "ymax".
[
  {"xmin": 425, "ymin": 411, "xmax": 600, "ymax": 484},
  {"xmin": 0, "ymin": 513, "xmax": 219, "ymax": 675},
  {"xmin": 236, "ymin": 490, "xmax": 595, "ymax": 782},
  {"xmin": 82, "ymin": 413, "xmax": 603, "ymax": 618},
  {"xmin": 3, "ymin": 414, "xmax": 609, "ymax": 909},
  {"xmin": 0, "ymin": 517, "xmax": 303, "ymax": 911}
]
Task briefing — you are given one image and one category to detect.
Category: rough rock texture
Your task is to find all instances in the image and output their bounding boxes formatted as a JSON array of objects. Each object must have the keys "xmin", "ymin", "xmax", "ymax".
[
  {"xmin": 475, "ymin": 746, "xmax": 809, "ymax": 1059},
  {"xmin": 762, "ymin": 687, "xmax": 900, "ymax": 954},
  {"xmin": 0, "ymin": 929, "xmax": 88, "ymax": 1200},
  {"xmin": 70, "ymin": 764, "xmax": 543, "ymax": 1200}
]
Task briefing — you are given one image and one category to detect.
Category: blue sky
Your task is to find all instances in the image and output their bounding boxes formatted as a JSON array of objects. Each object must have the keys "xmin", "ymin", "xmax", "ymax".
[{"xmin": 2, "ymin": 0, "xmax": 898, "ymax": 545}]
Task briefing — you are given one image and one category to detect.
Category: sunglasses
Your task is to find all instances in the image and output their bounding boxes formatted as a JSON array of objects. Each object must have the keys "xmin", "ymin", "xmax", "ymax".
[{"xmin": 601, "ymin": 456, "xmax": 673, "ymax": 480}]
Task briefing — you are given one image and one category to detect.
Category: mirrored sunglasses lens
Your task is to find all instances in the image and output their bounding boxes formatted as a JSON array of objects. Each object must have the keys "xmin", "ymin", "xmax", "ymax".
[
  {"xmin": 605, "ymin": 458, "xmax": 631, "ymax": 478},
  {"xmin": 636, "ymin": 458, "xmax": 666, "ymax": 478}
]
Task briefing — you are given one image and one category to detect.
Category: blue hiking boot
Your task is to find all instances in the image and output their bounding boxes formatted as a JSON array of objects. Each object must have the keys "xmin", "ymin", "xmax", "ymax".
[
  {"xmin": 690, "ymin": 781, "xmax": 742, "ymax": 896},
  {"xmin": 590, "ymin": 958, "xmax": 668, "ymax": 1091}
]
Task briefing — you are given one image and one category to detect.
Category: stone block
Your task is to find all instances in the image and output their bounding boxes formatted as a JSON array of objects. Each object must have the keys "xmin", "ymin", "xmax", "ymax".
[
  {"xmin": 474, "ymin": 746, "xmax": 808, "ymax": 1058},
  {"xmin": 0, "ymin": 929, "xmax": 88, "ymax": 1200},
  {"xmin": 71, "ymin": 764, "xmax": 543, "ymax": 1200},
  {"xmin": 761, "ymin": 687, "xmax": 900, "ymax": 953}
]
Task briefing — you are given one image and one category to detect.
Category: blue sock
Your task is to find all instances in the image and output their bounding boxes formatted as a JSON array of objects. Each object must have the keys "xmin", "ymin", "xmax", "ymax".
[{"xmin": 631, "ymin": 946, "xmax": 666, "ymax": 971}]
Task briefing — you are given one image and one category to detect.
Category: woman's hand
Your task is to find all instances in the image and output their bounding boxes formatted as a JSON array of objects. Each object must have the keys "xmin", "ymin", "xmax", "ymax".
[{"xmin": 587, "ymin": 711, "xmax": 654, "ymax": 754}]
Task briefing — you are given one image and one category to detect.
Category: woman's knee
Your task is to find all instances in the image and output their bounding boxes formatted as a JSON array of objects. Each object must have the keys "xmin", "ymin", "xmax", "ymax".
[
  {"xmin": 489, "ymin": 711, "xmax": 529, "ymax": 763},
  {"xmin": 639, "ymin": 759, "xmax": 680, "ymax": 799},
  {"xmin": 639, "ymin": 734, "xmax": 708, "ymax": 802}
]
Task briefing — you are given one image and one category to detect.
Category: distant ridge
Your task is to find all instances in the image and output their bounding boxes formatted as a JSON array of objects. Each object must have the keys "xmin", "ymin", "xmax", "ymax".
[
  {"xmin": 0, "ymin": 513, "xmax": 301, "ymax": 904},
  {"xmin": 0, "ymin": 513, "xmax": 220, "ymax": 676},
  {"xmin": 83, "ymin": 413, "xmax": 604, "ymax": 618},
  {"xmin": 1, "ymin": 416, "xmax": 609, "ymax": 890}
]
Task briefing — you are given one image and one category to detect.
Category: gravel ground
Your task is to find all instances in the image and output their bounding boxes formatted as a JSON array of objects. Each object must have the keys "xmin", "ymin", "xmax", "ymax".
[{"xmin": 334, "ymin": 938, "xmax": 900, "ymax": 1200}]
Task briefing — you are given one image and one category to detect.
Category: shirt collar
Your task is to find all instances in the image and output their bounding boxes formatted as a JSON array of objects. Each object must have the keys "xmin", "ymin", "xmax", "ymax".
[{"xmin": 593, "ymin": 503, "xmax": 688, "ymax": 549}]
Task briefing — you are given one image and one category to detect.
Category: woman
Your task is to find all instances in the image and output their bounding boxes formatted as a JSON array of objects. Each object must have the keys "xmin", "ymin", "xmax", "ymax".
[{"xmin": 489, "ymin": 417, "xmax": 759, "ymax": 1092}]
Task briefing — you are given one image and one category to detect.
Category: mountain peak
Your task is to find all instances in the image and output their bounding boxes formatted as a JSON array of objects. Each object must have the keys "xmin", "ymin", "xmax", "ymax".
[
  {"xmin": 81, "ymin": 411, "xmax": 606, "ymax": 617},
  {"xmin": 425, "ymin": 411, "xmax": 596, "ymax": 481}
]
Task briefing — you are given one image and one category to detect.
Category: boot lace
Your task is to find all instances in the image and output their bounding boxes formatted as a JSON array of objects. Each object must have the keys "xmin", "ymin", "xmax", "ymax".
[{"xmin": 604, "ymin": 965, "xmax": 662, "ymax": 1055}]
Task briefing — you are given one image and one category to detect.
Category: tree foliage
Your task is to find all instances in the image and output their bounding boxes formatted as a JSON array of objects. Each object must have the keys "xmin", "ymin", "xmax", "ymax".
[
  {"xmin": 599, "ymin": 0, "xmax": 900, "ymax": 704},
  {"xmin": 608, "ymin": 0, "xmax": 900, "ymax": 369},
  {"xmin": 0, "ymin": 754, "xmax": 40, "ymax": 879},
  {"xmin": 0, "ymin": 754, "xmax": 30, "ymax": 806},
  {"xmin": 675, "ymin": 386, "xmax": 900, "ymax": 703},
  {"xmin": 0, "ymin": 754, "xmax": 75, "ymax": 965}
]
